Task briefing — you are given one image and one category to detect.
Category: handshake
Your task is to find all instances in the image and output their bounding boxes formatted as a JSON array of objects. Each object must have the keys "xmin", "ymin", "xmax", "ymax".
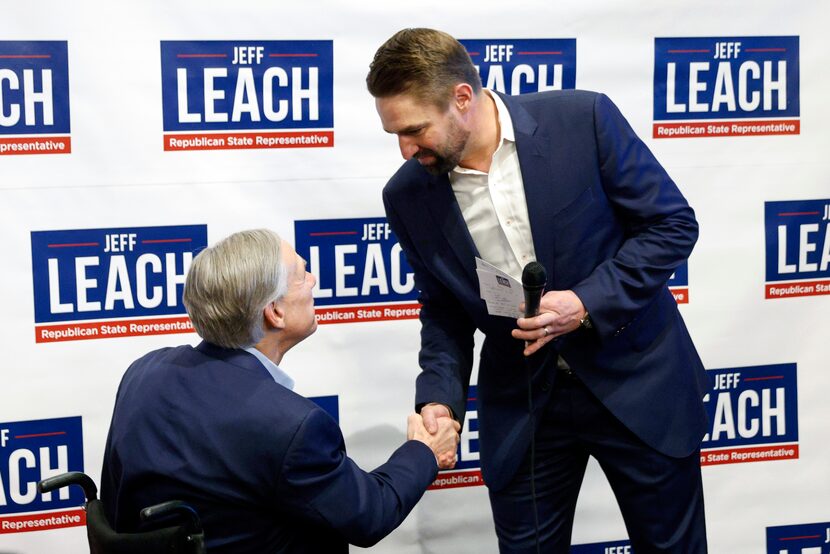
[{"xmin": 407, "ymin": 403, "xmax": 461, "ymax": 469}]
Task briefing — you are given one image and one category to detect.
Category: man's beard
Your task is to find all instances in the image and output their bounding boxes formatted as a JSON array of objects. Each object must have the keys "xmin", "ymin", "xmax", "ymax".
[
  {"xmin": 415, "ymin": 149, "xmax": 459, "ymax": 176},
  {"xmin": 415, "ymin": 119, "xmax": 470, "ymax": 176}
]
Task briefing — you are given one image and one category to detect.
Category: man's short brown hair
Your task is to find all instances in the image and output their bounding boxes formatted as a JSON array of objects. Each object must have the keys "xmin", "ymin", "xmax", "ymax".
[{"xmin": 367, "ymin": 28, "xmax": 482, "ymax": 109}]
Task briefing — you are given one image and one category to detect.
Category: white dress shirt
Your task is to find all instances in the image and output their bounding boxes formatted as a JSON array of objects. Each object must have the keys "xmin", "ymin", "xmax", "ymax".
[{"xmin": 450, "ymin": 90, "xmax": 536, "ymax": 281}]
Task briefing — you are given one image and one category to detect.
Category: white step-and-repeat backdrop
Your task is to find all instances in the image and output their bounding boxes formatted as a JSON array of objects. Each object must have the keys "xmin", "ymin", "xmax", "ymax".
[{"xmin": 1, "ymin": 1, "xmax": 827, "ymax": 552}]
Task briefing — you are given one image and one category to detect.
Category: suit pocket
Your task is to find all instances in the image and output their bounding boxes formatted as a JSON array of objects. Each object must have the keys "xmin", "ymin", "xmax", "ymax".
[{"xmin": 552, "ymin": 185, "xmax": 595, "ymax": 229}]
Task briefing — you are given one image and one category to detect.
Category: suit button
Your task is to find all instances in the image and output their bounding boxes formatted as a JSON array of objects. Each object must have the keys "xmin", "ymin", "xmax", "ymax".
[{"xmin": 541, "ymin": 380, "xmax": 551, "ymax": 392}]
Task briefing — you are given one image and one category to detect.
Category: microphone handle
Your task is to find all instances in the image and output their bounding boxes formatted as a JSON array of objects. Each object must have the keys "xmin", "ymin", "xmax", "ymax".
[{"xmin": 523, "ymin": 284, "xmax": 545, "ymax": 318}]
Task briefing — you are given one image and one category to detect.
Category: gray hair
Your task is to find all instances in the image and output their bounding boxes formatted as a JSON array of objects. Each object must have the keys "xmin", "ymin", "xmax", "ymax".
[{"xmin": 183, "ymin": 229, "xmax": 288, "ymax": 348}]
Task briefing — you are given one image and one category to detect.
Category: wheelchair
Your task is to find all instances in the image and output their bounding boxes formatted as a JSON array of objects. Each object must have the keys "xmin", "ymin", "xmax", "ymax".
[{"xmin": 38, "ymin": 472, "xmax": 206, "ymax": 554}]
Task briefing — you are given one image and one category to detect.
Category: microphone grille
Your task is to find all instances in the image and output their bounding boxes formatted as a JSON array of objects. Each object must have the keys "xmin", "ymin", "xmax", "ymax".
[{"xmin": 522, "ymin": 261, "xmax": 547, "ymax": 287}]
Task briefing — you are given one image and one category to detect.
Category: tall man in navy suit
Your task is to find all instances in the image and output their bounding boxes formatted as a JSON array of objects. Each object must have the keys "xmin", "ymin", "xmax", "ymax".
[
  {"xmin": 367, "ymin": 28, "xmax": 710, "ymax": 553},
  {"xmin": 101, "ymin": 228, "xmax": 460, "ymax": 553}
]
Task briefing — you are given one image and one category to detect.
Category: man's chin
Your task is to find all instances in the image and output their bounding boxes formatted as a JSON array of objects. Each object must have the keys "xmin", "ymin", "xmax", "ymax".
[
  {"xmin": 304, "ymin": 322, "xmax": 318, "ymax": 341},
  {"xmin": 419, "ymin": 159, "xmax": 453, "ymax": 176}
]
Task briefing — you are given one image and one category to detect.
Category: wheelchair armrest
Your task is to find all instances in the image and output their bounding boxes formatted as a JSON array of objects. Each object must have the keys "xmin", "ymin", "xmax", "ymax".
[
  {"xmin": 140, "ymin": 500, "xmax": 203, "ymax": 534},
  {"xmin": 38, "ymin": 471, "xmax": 98, "ymax": 501}
]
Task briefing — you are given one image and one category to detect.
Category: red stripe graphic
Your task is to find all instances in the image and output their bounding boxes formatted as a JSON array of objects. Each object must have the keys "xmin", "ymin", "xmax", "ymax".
[
  {"xmin": 0, "ymin": 508, "xmax": 86, "ymax": 534},
  {"xmin": 47, "ymin": 242, "xmax": 99, "ymax": 248},
  {"xmin": 141, "ymin": 238, "xmax": 193, "ymax": 244},
  {"xmin": 309, "ymin": 231, "xmax": 358, "ymax": 236},
  {"xmin": 743, "ymin": 376, "xmax": 784, "ymax": 382},
  {"xmin": 778, "ymin": 211, "xmax": 819, "ymax": 216},
  {"xmin": 745, "ymin": 48, "xmax": 786, "ymax": 52},
  {"xmin": 315, "ymin": 303, "xmax": 421, "ymax": 325},
  {"xmin": 0, "ymin": 55, "xmax": 51, "ymax": 59},
  {"xmin": 654, "ymin": 119, "xmax": 799, "ymax": 139},
  {"xmin": 517, "ymin": 51, "xmax": 563, "ymax": 55},
  {"xmin": 268, "ymin": 53, "xmax": 318, "ymax": 57},
  {"xmin": 780, "ymin": 535, "xmax": 821, "ymax": 541},
  {"xmin": 700, "ymin": 444, "xmax": 798, "ymax": 466},
  {"xmin": 0, "ymin": 136, "xmax": 71, "ymax": 156},
  {"xmin": 667, "ymin": 49, "xmax": 710, "ymax": 53},
  {"xmin": 14, "ymin": 431, "xmax": 66, "ymax": 439},
  {"xmin": 164, "ymin": 131, "xmax": 333, "ymax": 151},
  {"xmin": 766, "ymin": 279, "xmax": 830, "ymax": 299},
  {"xmin": 35, "ymin": 316, "xmax": 195, "ymax": 343},
  {"xmin": 670, "ymin": 287, "xmax": 689, "ymax": 304},
  {"xmin": 429, "ymin": 469, "xmax": 484, "ymax": 490},
  {"xmin": 176, "ymin": 54, "xmax": 227, "ymax": 58}
]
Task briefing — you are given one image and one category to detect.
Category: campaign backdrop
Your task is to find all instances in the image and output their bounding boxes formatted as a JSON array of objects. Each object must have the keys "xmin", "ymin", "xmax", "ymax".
[{"xmin": 1, "ymin": 1, "xmax": 827, "ymax": 552}]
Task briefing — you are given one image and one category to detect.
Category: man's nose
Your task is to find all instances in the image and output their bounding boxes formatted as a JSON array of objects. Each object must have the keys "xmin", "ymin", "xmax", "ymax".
[{"xmin": 398, "ymin": 136, "xmax": 418, "ymax": 160}]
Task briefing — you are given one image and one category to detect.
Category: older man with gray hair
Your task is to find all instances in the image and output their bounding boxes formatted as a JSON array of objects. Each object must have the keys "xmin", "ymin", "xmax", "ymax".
[{"xmin": 100, "ymin": 228, "xmax": 459, "ymax": 554}]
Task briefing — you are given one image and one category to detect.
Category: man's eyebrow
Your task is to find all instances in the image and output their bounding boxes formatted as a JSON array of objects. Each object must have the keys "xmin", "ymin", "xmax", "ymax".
[{"xmin": 385, "ymin": 122, "xmax": 426, "ymax": 135}]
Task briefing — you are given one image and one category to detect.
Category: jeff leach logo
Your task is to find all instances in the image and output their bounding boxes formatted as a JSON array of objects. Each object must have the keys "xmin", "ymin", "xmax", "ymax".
[
  {"xmin": 669, "ymin": 261, "xmax": 689, "ymax": 304},
  {"xmin": 460, "ymin": 39, "xmax": 576, "ymax": 95},
  {"xmin": 765, "ymin": 199, "xmax": 830, "ymax": 299},
  {"xmin": 0, "ymin": 41, "xmax": 71, "ymax": 156},
  {"xmin": 31, "ymin": 224, "xmax": 207, "ymax": 343},
  {"xmin": 0, "ymin": 416, "xmax": 85, "ymax": 534},
  {"xmin": 295, "ymin": 217, "xmax": 418, "ymax": 325},
  {"xmin": 571, "ymin": 540, "xmax": 632, "ymax": 554},
  {"xmin": 160, "ymin": 40, "xmax": 333, "ymax": 151},
  {"xmin": 700, "ymin": 363, "xmax": 798, "ymax": 466},
  {"xmin": 767, "ymin": 522, "xmax": 830, "ymax": 554},
  {"xmin": 653, "ymin": 36, "xmax": 799, "ymax": 138},
  {"xmin": 429, "ymin": 386, "xmax": 482, "ymax": 490}
]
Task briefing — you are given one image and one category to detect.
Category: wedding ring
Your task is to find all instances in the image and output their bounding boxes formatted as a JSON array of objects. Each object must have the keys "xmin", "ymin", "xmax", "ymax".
[{"xmin": 543, "ymin": 326, "xmax": 550, "ymax": 336}]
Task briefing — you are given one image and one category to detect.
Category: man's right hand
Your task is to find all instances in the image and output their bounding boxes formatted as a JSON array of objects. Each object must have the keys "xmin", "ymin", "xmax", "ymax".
[
  {"xmin": 407, "ymin": 412, "xmax": 460, "ymax": 469},
  {"xmin": 420, "ymin": 402, "xmax": 452, "ymax": 433}
]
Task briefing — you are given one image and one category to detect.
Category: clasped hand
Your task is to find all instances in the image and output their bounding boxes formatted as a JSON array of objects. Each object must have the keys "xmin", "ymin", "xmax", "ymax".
[
  {"xmin": 410, "ymin": 291, "xmax": 585, "ymax": 467},
  {"xmin": 511, "ymin": 289, "xmax": 586, "ymax": 356},
  {"xmin": 408, "ymin": 404, "xmax": 461, "ymax": 469}
]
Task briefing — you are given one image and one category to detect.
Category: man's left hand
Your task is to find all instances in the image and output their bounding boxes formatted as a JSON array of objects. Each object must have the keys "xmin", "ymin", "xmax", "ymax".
[{"xmin": 512, "ymin": 290, "xmax": 586, "ymax": 356}]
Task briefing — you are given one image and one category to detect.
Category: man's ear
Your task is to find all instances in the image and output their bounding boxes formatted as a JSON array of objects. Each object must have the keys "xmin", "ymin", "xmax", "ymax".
[
  {"xmin": 263, "ymin": 301, "xmax": 286, "ymax": 330},
  {"xmin": 453, "ymin": 82, "xmax": 474, "ymax": 112}
]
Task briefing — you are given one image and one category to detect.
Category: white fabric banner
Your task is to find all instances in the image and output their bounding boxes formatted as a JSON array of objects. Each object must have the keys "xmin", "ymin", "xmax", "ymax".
[{"xmin": 1, "ymin": 1, "xmax": 827, "ymax": 552}]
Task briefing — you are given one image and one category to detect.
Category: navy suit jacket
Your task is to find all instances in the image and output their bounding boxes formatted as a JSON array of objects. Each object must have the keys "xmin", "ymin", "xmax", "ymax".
[
  {"xmin": 383, "ymin": 90, "xmax": 711, "ymax": 492},
  {"xmin": 101, "ymin": 341, "xmax": 438, "ymax": 553}
]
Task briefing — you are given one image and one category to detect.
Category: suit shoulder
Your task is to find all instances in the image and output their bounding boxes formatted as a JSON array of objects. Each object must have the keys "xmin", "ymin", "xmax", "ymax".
[
  {"xmin": 276, "ymin": 403, "xmax": 346, "ymax": 477},
  {"xmin": 123, "ymin": 345, "xmax": 188, "ymax": 374},
  {"xmin": 242, "ymin": 391, "xmax": 336, "ymax": 452},
  {"xmin": 510, "ymin": 89, "xmax": 604, "ymax": 119},
  {"xmin": 294, "ymin": 403, "xmax": 343, "ymax": 441},
  {"xmin": 515, "ymin": 88, "xmax": 601, "ymax": 106},
  {"xmin": 383, "ymin": 159, "xmax": 428, "ymax": 200}
]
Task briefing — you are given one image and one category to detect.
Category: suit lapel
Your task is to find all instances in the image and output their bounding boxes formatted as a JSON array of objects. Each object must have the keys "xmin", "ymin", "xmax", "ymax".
[
  {"xmin": 499, "ymin": 92, "xmax": 558, "ymax": 286},
  {"xmin": 424, "ymin": 172, "xmax": 480, "ymax": 287},
  {"xmin": 504, "ymin": 101, "xmax": 564, "ymax": 369},
  {"xmin": 420, "ymin": 92, "xmax": 565, "ymax": 292}
]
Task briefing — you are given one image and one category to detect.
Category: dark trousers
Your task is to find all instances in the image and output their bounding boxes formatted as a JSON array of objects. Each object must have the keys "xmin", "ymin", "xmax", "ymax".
[{"xmin": 488, "ymin": 371, "xmax": 707, "ymax": 553}]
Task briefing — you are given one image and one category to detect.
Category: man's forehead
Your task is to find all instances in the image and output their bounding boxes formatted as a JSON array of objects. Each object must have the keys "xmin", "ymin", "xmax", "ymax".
[
  {"xmin": 280, "ymin": 240, "xmax": 298, "ymax": 262},
  {"xmin": 377, "ymin": 94, "xmax": 441, "ymax": 132}
]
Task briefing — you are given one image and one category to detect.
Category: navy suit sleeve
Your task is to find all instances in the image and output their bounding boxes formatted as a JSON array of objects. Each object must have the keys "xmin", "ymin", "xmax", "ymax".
[
  {"xmin": 571, "ymin": 93, "xmax": 699, "ymax": 339},
  {"xmin": 277, "ymin": 407, "xmax": 438, "ymax": 548},
  {"xmin": 383, "ymin": 188, "xmax": 476, "ymax": 422}
]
